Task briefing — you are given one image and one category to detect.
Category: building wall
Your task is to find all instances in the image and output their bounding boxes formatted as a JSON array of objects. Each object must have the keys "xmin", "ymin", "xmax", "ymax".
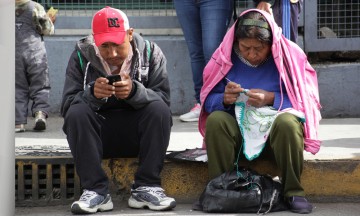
[{"xmin": 45, "ymin": 36, "xmax": 360, "ymax": 118}]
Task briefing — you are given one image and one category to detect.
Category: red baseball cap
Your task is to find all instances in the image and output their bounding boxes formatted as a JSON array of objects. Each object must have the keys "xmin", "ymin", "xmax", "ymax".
[{"xmin": 92, "ymin": 6, "xmax": 130, "ymax": 47}]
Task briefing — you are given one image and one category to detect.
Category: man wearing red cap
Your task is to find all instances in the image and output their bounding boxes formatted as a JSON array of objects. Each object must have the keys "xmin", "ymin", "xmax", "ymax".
[{"xmin": 61, "ymin": 6, "xmax": 176, "ymax": 214}]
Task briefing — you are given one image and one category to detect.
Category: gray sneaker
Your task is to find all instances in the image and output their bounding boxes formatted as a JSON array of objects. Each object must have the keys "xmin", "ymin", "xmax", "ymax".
[
  {"xmin": 15, "ymin": 124, "xmax": 26, "ymax": 133},
  {"xmin": 71, "ymin": 190, "xmax": 113, "ymax": 214},
  {"xmin": 128, "ymin": 186, "xmax": 176, "ymax": 211},
  {"xmin": 33, "ymin": 111, "xmax": 47, "ymax": 131}
]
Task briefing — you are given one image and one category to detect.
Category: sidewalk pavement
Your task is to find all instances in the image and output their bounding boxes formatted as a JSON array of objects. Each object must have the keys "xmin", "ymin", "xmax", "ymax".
[
  {"xmin": 15, "ymin": 116, "xmax": 360, "ymax": 161},
  {"xmin": 14, "ymin": 202, "xmax": 360, "ymax": 216}
]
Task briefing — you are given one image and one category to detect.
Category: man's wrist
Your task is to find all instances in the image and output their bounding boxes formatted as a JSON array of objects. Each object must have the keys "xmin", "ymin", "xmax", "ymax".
[{"xmin": 125, "ymin": 81, "xmax": 137, "ymax": 100}]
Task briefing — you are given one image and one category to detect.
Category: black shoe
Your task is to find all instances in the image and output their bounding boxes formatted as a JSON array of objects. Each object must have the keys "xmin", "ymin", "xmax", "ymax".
[
  {"xmin": 192, "ymin": 199, "xmax": 203, "ymax": 211},
  {"xmin": 287, "ymin": 196, "xmax": 313, "ymax": 214}
]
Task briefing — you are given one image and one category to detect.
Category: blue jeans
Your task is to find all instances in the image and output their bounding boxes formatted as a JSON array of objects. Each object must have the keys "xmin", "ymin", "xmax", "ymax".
[{"xmin": 174, "ymin": 0, "xmax": 233, "ymax": 104}]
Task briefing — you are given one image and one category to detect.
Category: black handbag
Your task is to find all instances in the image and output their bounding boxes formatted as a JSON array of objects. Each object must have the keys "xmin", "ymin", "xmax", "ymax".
[{"xmin": 198, "ymin": 167, "xmax": 288, "ymax": 214}]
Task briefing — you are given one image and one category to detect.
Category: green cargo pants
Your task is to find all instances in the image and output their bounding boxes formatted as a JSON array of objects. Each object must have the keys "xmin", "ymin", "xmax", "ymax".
[{"xmin": 205, "ymin": 111, "xmax": 305, "ymax": 197}]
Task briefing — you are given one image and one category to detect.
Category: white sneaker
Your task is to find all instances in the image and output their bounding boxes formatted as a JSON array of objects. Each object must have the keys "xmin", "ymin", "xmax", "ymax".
[
  {"xmin": 128, "ymin": 186, "xmax": 176, "ymax": 211},
  {"xmin": 179, "ymin": 103, "xmax": 201, "ymax": 122},
  {"xmin": 71, "ymin": 189, "xmax": 113, "ymax": 214}
]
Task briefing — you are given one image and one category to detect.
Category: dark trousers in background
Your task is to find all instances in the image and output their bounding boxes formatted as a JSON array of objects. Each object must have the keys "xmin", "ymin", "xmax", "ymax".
[
  {"xmin": 272, "ymin": 0, "xmax": 303, "ymax": 43},
  {"xmin": 63, "ymin": 100, "xmax": 172, "ymax": 196}
]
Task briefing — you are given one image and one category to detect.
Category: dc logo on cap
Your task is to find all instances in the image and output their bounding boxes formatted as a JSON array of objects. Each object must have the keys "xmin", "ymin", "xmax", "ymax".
[{"xmin": 107, "ymin": 18, "xmax": 120, "ymax": 28}]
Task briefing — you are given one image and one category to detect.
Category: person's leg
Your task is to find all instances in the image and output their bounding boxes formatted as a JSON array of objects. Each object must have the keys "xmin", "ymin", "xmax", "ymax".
[
  {"xmin": 290, "ymin": 0, "xmax": 302, "ymax": 43},
  {"xmin": 24, "ymin": 42, "xmax": 50, "ymax": 131},
  {"xmin": 65, "ymin": 100, "xmax": 172, "ymax": 194},
  {"xmin": 15, "ymin": 45, "xmax": 29, "ymax": 128},
  {"xmin": 27, "ymin": 43, "xmax": 51, "ymax": 117},
  {"xmin": 175, "ymin": 0, "xmax": 233, "ymax": 122},
  {"xmin": 268, "ymin": 112, "xmax": 312, "ymax": 213},
  {"xmin": 205, "ymin": 111, "xmax": 242, "ymax": 179},
  {"xmin": 269, "ymin": 113, "xmax": 304, "ymax": 197},
  {"xmin": 63, "ymin": 103, "xmax": 114, "ymax": 214},
  {"xmin": 272, "ymin": 0, "xmax": 301, "ymax": 43},
  {"xmin": 200, "ymin": 0, "xmax": 233, "ymax": 63},
  {"xmin": 133, "ymin": 100, "xmax": 172, "ymax": 187},
  {"xmin": 63, "ymin": 103, "xmax": 109, "ymax": 196},
  {"xmin": 100, "ymin": 100, "xmax": 172, "ymax": 188},
  {"xmin": 272, "ymin": 0, "xmax": 283, "ymax": 32},
  {"xmin": 173, "ymin": 0, "xmax": 203, "ymax": 104},
  {"xmin": 101, "ymin": 100, "xmax": 176, "ymax": 211}
]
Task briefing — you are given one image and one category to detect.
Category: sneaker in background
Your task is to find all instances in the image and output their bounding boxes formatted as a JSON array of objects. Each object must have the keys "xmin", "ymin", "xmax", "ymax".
[
  {"xmin": 15, "ymin": 124, "xmax": 26, "ymax": 133},
  {"xmin": 33, "ymin": 111, "xmax": 47, "ymax": 131},
  {"xmin": 128, "ymin": 186, "xmax": 176, "ymax": 211},
  {"xmin": 71, "ymin": 189, "xmax": 113, "ymax": 214},
  {"xmin": 179, "ymin": 103, "xmax": 201, "ymax": 122}
]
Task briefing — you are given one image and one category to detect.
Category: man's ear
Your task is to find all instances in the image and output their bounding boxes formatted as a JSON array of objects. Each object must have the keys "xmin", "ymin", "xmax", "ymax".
[{"xmin": 128, "ymin": 28, "xmax": 134, "ymax": 41}]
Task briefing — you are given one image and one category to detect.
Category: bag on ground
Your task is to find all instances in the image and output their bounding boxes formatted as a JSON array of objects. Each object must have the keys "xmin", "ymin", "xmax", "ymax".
[{"xmin": 198, "ymin": 167, "xmax": 288, "ymax": 214}]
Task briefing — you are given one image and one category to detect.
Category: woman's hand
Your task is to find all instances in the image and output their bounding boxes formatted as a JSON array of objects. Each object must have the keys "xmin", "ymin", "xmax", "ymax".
[
  {"xmin": 246, "ymin": 89, "xmax": 274, "ymax": 107},
  {"xmin": 223, "ymin": 81, "xmax": 245, "ymax": 106}
]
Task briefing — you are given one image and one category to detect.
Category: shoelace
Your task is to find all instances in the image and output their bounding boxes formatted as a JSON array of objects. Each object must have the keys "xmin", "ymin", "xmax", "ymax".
[
  {"xmin": 140, "ymin": 187, "xmax": 167, "ymax": 198},
  {"xmin": 79, "ymin": 190, "xmax": 98, "ymax": 201}
]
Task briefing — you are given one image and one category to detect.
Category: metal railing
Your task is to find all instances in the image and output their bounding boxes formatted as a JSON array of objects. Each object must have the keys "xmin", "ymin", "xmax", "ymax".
[
  {"xmin": 317, "ymin": 0, "xmax": 359, "ymax": 39},
  {"xmin": 38, "ymin": 0, "xmax": 176, "ymax": 16},
  {"xmin": 305, "ymin": 0, "xmax": 360, "ymax": 51},
  {"xmin": 41, "ymin": 0, "xmax": 255, "ymax": 36},
  {"xmin": 36, "ymin": 0, "xmax": 254, "ymax": 16}
]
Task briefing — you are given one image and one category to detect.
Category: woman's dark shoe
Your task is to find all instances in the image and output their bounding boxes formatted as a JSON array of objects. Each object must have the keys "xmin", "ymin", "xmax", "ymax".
[{"xmin": 287, "ymin": 196, "xmax": 313, "ymax": 214}]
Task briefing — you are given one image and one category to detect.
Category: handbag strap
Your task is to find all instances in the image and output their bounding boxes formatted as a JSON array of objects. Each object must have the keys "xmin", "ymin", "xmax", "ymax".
[{"xmin": 234, "ymin": 140, "xmax": 268, "ymax": 214}]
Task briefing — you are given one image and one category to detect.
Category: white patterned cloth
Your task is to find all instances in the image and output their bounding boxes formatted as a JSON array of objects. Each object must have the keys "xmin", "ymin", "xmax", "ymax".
[{"xmin": 235, "ymin": 93, "xmax": 305, "ymax": 161}]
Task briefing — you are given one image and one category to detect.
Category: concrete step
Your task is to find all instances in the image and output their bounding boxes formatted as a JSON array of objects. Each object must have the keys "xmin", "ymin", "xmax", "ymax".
[{"xmin": 15, "ymin": 117, "xmax": 360, "ymax": 206}]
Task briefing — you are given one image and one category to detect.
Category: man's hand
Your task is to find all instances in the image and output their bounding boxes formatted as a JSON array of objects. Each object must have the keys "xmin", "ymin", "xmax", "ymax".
[
  {"xmin": 113, "ymin": 73, "xmax": 133, "ymax": 99},
  {"xmin": 223, "ymin": 82, "xmax": 245, "ymax": 105},
  {"xmin": 246, "ymin": 89, "xmax": 274, "ymax": 107},
  {"xmin": 257, "ymin": 1, "xmax": 273, "ymax": 15},
  {"xmin": 93, "ymin": 77, "xmax": 114, "ymax": 99}
]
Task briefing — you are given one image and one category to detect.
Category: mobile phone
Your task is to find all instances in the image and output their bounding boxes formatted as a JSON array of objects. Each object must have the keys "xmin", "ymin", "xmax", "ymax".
[{"xmin": 106, "ymin": 74, "xmax": 121, "ymax": 85}]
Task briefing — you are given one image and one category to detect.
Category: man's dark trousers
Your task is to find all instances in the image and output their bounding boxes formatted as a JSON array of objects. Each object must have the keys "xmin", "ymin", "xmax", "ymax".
[{"xmin": 63, "ymin": 100, "xmax": 172, "ymax": 196}]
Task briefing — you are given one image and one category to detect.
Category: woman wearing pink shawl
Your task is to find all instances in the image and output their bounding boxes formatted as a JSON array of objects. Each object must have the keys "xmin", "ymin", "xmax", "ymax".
[{"xmin": 198, "ymin": 9, "xmax": 321, "ymax": 214}]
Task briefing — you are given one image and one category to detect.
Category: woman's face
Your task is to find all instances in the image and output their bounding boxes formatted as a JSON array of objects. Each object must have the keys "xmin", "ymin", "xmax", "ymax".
[{"xmin": 237, "ymin": 38, "xmax": 271, "ymax": 65}]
